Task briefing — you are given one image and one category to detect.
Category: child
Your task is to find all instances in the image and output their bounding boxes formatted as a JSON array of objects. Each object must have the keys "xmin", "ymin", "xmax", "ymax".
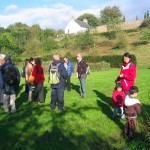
[
  {"xmin": 124, "ymin": 86, "xmax": 141, "ymax": 140},
  {"xmin": 112, "ymin": 82, "xmax": 126, "ymax": 119}
]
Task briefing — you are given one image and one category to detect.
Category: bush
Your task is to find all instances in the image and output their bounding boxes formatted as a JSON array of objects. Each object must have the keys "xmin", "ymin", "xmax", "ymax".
[
  {"xmin": 115, "ymin": 31, "xmax": 128, "ymax": 49},
  {"xmin": 71, "ymin": 55, "xmax": 137, "ymax": 68},
  {"xmin": 75, "ymin": 30, "xmax": 94, "ymax": 50},
  {"xmin": 140, "ymin": 27, "xmax": 150, "ymax": 41},
  {"xmin": 89, "ymin": 62, "xmax": 110, "ymax": 71},
  {"xmin": 140, "ymin": 18, "xmax": 150, "ymax": 27}
]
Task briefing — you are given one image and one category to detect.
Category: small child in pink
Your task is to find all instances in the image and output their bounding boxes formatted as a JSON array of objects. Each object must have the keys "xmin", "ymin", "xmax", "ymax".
[{"xmin": 112, "ymin": 82, "xmax": 126, "ymax": 119}]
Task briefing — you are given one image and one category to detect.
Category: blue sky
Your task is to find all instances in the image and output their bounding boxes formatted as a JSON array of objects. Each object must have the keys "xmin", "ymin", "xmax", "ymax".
[{"xmin": 0, "ymin": 0, "xmax": 149, "ymax": 30}]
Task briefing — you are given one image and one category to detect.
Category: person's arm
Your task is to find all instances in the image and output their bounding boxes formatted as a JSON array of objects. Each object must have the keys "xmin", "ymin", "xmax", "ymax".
[
  {"xmin": 81, "ymin": 61, "xmax": 87, "ymax": 74},
  {"xmin": 120, "ymin": 64, "xmax": 136, "ymax": 81},
  {"xmin": 112, "ymin": 90, "xmax": 117, "ymax": 103},
  {"xmin": 60, "ymin": 63, "xmax": 68, "ymax": 79},
  {"xmin": 134, "ymin": 103, "xmax": 141, "ymax": 115}
]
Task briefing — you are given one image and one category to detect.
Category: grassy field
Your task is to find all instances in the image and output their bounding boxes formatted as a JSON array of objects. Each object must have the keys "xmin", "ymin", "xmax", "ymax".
[{"xmin": 0, "ymin": 67, "xmax": 150, "ymax": 150}]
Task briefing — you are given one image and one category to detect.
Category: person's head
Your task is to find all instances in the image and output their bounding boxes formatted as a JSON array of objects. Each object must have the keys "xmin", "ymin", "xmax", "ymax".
[
  {"xmin": 53, "ymin": 54, "xmax": 60, "ymax": 61},
  {"xmin": 123, "ymin": 52, "xmax": 132, "ymax": 64},
  {"xmin": 64, "ymin": 56, "xmax": 68, "ymax": 63},
  {"xmin": 34, "ymin": 57, "xmax": 42, "ymax": 65},
  {"xmin": 4, "ymin": 55, "xmax": 11, "ymax": 63},
  {"xmin": 0, "ymin": 54, "xmax": 6, "ymax": 65},
  {"xmin": 115, "ymin": 82, "xmax": 122, "ymax": 92},
  {"xmin": 29, "ymin": 57, "xmax": 34, "ymax": 63},
  {"xmin": 129, "ymin": 86, "xmax": 139, "ymax": 98},
  {"xmin": 77, "ymin": 53, "xmax": 82, "ymax": 62}
]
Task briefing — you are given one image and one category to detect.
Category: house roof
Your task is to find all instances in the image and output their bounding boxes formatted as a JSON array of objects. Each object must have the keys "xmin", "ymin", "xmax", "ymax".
[{"xmin": 75, "ymin": 19, "xmax": 92, "ymax": 29}]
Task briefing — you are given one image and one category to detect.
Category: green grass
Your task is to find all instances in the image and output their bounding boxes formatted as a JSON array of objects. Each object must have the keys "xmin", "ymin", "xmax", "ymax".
[{"xmin": 0, "ymin": 68, "xmax": 150, "ymax": 150}]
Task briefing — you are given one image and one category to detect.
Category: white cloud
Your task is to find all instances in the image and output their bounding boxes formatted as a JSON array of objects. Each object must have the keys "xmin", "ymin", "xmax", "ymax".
[
  {"xmin": 0, "ymin": 4, "xmax": 78, "ymax": 30},
  {"xmin": 5, "ymin": 4, "xmax": 18, "ymax": 12},
  {"xmin": 0, "ymin": 1, "xmax": 149, "ymax": 30}
]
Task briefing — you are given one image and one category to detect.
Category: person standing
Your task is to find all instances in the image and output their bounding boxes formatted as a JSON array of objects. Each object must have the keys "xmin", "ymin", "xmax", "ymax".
[
  {"xmin": 64, "ymin": 56, "xmax": 74, "ymax": 91},
  {"xmin": 49, "ymin": 54, "xmax": 67, "ymax": 111},
  {"xmin": 76, "ymin": 53, "xmax": 87, "ymax": 98},
  {"xmin": 25, "ymin": 57, "xmax": 34, "ymax": 101},
  {"xmin": 31, "ymin": 57, "xmax": 45, "ymax": 104},
  {"xmin": 112, "ymin": 82, "xmax": 126, "ymax": 120},
  {"xmin": 0, "ymin": 54, "xmax": 5, "ymax": 104},
  {"xmin": 116, "ymin": 52, "xmax": 136, "ymax": 95},
  {"xmin": 124, "ymin": 86, "xmax": 141, "ymax": 140},
  {"xmin": 1, "ymin": 55, "xmax": 20, "ymax": 113}
]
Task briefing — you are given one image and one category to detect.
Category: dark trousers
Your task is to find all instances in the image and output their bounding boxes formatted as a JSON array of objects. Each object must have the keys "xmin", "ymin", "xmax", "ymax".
[
  {"xmin": 50, "ymin": 88, "xmax": 64, "ymax": 110},
  {"xmin": 65, "ymin": 76, "xmax": 71, "ymax": 91},
  {"xmin": 34, "ymin": 83, "xmax": 45, "ymax": 102},
  {"xmin": 124, "ymin": 117, "xmax": 137, "ymax": 140}
]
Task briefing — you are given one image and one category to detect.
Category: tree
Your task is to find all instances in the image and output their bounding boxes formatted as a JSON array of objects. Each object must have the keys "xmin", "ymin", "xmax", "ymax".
[
  {"xmin": 77, "ymin": 13, "xmax": 100, "ymax": 27},
  {"xmin": 75, "ymin": 30, "xmax": 94, "ymax": 50},
  {"xmin": 144, "ymin": 12, "xmax": 147, "ymax": 19},
  {"xmin": 30, "ymin": 24, "xmax": 42, "ymax": 40},
  {"xmin": 140, "ymin": 27, "xmax": 150, "ymax": 41},
  {"xmin": 123, "ymin": 16, "xmax": 126, "ymax": 22},
  {"xmin": 141, "ymin": 18, "xmax": 150, "ymax": 27},
  {"xmin": 7, "ymin": 22, "xmax": 30, "ymax": 52},
  {"xmin": 0, "ymin": 32, "xmax": 17, "ymax": 53},
  {"xmin": 147, "ymin": 10, "xmax": 149, "ymax": 18},
  {"xmin": 100, "ymin": 6, "xmax": 123, "ymax": 31}
]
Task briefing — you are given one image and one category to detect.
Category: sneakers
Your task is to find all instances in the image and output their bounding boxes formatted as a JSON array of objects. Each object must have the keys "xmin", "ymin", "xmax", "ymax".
[
  {"xmin": 11, "ymin": 110, "xmax": 18, "ymax": 114},
  {"xmin": 121, "ymin": 114, "xmax": 125, "ymax": 119}
]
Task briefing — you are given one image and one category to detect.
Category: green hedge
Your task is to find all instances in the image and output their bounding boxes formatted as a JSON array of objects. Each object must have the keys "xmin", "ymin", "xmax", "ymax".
[
  {"xmin": 88, "ymin": 62, "xmax": 110, "ymax": 71},
  {"xmin": 71, "ymin": 55, "xmax": 137, "ymax": 68}
]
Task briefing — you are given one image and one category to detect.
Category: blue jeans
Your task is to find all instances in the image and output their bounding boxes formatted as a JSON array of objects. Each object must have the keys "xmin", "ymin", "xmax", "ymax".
[
  {"xmin": 50, "ymin": 88, "xmax": 64, "ymax": 110},
  {"xmin": 79, "ymin": 77, "xmax": 86, "ymax": 97},
  {"xmin": 113, "ymin": 106, "xmax": 124, "ymax": 119}
]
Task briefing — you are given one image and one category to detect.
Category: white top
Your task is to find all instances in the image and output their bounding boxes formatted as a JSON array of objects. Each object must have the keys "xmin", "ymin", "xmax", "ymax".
[{"xmin": 124, "ymin": 95, "xmax": 140, "ymax": 106}]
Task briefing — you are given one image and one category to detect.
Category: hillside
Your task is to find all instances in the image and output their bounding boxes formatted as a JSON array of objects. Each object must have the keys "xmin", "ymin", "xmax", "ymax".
[{"xmin": 56, "ymin": 30, "xmax": 150, "ymax": 68}]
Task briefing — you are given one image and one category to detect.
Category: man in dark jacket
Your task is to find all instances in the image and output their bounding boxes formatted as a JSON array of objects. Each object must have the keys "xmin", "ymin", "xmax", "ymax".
[
  {"xmin": 49, "ymin": 54, "xmax": 68, "ymax": 111},
  {"xmin": 1, "ymin": 55, "xmax": 20, "ymax": 113},
  {"xmin": 76, "ymin": 53, "xmax": 87, "ymax": 98}
]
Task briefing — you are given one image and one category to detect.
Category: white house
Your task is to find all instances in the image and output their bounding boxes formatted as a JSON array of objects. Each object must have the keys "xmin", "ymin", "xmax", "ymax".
[{"xmin": 65, "ymin": 18, "xmax": 92, "ymax": 34}]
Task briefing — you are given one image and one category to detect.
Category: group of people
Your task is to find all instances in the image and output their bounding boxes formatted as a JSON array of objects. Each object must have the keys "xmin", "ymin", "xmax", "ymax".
[
  {"xmin": 23, "ymin": 53, "xmax": 86, "ymax": 111},
  {"xmin": 0, "ymin": 52, "xmax": 141, "ymax": 140},
  {"xmin": 112, "ymin": 52, "xmax": 141, "ymax": 140}
]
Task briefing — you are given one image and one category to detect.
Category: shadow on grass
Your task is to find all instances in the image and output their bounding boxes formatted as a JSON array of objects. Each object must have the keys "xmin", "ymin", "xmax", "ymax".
[
  {"xmin": 93, "ymin": 90, "xmax": 124, "ymax": 130},
  {"xmin": 71, "ymin": 83, "xmax": 80, "ymax": 95},
  {"xmin": 0, "ymin": 99, "xmax": 123, "ymax": 150}
]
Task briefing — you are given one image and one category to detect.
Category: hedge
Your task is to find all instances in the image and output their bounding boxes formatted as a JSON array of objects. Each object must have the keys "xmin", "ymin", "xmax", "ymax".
[{"xmin": 70, "ymin": 55, "xmax": 137, "ymax": 68}]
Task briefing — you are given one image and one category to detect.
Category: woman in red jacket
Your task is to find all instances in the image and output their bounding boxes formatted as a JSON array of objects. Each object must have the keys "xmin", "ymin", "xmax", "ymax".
[
  {"xmin": 31, "ymin": 57, "xmax": 45, "ymax": 104},
  {"xmin": 116, "ymin": 53, "xmax": 136, "ymax": 95}
]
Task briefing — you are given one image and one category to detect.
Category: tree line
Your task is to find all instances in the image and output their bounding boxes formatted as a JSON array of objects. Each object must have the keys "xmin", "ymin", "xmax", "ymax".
[{"xmin": 0, "ymin": 6, "xmax": 149, "ymax": 60}]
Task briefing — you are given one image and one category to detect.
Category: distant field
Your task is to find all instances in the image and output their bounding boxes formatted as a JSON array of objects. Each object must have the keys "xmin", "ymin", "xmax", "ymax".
[{"xmin": 0, "ymin": 67, "xmax": 149, "ymax": 150}]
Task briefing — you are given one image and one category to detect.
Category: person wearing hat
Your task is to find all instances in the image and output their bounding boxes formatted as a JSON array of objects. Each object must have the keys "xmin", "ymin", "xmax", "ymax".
[
  {"xmin": 1, "ymin": 55, "xmax": 20, "ymax": 113},
  {"xmin": 0, "ymin": 54, "xmax": 6, "ymax": 103},
  {"xmin": 116, "ymin": 52, "xmax": 136, "ymax": 95},
  {"xmin": 112, "ymin": 82, "xmax": 126, "ymax": 120}
]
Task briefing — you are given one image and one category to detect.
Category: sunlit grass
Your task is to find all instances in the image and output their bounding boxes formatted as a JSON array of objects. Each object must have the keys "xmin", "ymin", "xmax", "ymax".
[{"xmin": 0, "ymin": 68, "xmax": 149, "ymax": 150}]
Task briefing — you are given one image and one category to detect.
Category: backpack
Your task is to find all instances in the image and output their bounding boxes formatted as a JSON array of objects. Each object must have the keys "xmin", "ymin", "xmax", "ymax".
[
  {"xmin": 4, "ymin": 65, "xmax": 18, "ymax": 85},
  {"xmin": 86, "ymin": 64, "xmax": 90, "ymax": 74},
  {"xmin": 49, "ymin": 63, "xmax": 61, "ymax": 84}
]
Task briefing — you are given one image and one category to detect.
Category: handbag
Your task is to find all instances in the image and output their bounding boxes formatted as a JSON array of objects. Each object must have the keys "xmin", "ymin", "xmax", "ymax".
[{"xmin": 28, "ymin": 70, "xmax": 35, "ymax": 85}]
